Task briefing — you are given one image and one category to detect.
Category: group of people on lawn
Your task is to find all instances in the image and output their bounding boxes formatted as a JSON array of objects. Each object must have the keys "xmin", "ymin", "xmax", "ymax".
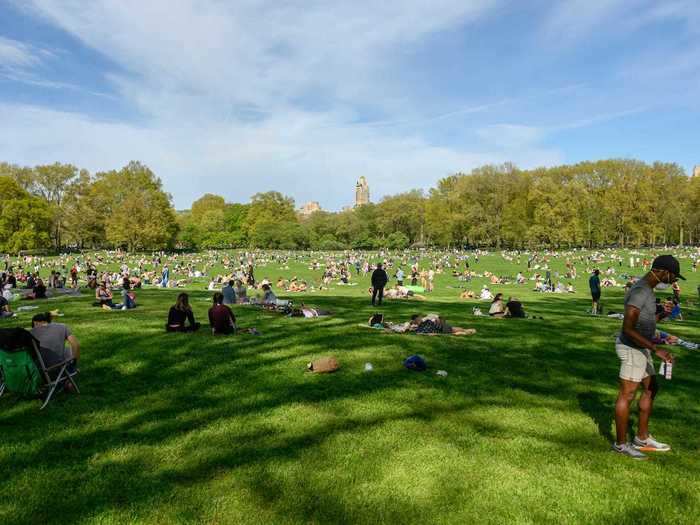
[{"xmin": 2, "ymin": 250, "xmax": 696, "ymax": 463}]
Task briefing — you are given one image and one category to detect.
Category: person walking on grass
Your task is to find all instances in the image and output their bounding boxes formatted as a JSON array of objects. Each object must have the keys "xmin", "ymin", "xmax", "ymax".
[
  {"xmin": 371, "ymin": 263, "xmax": 388, "ymax": 306},
  {"xmin": 613, "ymin": 255, "xmax": 683, "ymax": 459},
  {"xmin": 589, "ymin": 269, "xmax": 601, "ymax": 314}
]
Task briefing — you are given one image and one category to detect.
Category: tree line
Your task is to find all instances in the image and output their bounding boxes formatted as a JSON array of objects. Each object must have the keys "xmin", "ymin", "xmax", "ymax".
[{"xmin": 1, "ymin": 159, "xmax": 699, "ymax": 253}]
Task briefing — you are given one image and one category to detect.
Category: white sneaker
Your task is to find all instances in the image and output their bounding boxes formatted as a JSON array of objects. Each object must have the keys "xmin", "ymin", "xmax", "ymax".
[
  {"xmin": 612, "ymin": 442, "xmax": 647, "ymax": 460},
  {"xmin": 633, "ymin": 434, "xmax": 671, "ymax": 452}
]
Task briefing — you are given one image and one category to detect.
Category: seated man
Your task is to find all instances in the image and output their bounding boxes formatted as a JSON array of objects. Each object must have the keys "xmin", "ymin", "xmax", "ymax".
[
  {"xmin": 208, "ymin": 292, "xmax": 236, "ymax": 335},
  {"xmin": 30, "ymin": 312, "xmax": 80, "ymax": 388},
  {"xmin": 222, "ymin": 280, "xmax": 236, "ymax": 305},
  {"xmin": 505, "ymin": 297, "xmax": 526, "ymax": 318}
]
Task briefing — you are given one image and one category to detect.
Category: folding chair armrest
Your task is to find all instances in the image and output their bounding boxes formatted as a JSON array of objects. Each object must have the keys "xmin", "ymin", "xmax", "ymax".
[{"xmin": 44, "ymin": 358, "xmax": 76, "ymax": 372}]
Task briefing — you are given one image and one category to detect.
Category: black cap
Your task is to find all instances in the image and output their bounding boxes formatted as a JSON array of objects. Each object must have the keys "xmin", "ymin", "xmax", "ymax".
[{"xmin": 651, "ymin": 255, "xmax": 685, "ymax": 280}]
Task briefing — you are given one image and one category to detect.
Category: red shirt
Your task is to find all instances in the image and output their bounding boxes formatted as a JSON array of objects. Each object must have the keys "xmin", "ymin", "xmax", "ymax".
[{"xmin": 208, "ymin": 304, "xmax": 235, "ymax": 333}]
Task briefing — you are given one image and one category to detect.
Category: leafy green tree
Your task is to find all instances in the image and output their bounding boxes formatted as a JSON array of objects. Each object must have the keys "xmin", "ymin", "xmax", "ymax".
[
  {"xmin": 92, "ymin": 162, "xmax": 178, "ymax": 251},
  {"xmin": 0, "ymin": 176, "xmax": 52, "ymax": 252}
]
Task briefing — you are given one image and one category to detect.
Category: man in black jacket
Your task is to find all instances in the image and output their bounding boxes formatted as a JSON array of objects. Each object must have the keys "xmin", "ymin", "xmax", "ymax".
[{"xmin": 371, "ymin": 263, "xmax": 388, "ymax": 306}]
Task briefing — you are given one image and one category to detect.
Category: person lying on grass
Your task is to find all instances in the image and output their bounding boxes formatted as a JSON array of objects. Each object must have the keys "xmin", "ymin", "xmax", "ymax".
[
  {"xmin": 367, "ymin": 313, "xmax": 475, "ymax": 336},
  {"xmin": 376, "ymin": 284, "xmax": 426, "ymax": 301},
  {"xmin": 166, "ymin": 293, "xmax": 200, "ymax": 332},
  {"xmin": 651, "ymin": 330, "xmax": 698, "ymax": 350},
  {"xmin": 409, "ymin": 313, "xmax": 476, "ymax": 335},
  {"xmin": 209, "ymin": 292, "xmax": 236, "ymax": 335},
  {"xmin": 289, "ymin": 303, "xmax": 332, "ymax": 318}
]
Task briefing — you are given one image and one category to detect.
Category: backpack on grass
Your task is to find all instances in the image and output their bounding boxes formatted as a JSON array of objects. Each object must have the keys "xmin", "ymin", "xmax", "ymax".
[
  {"xmin": 307, "ymin": 357, "xmax": 340, "ymax": 373},
  {"xmin": 404, "ymin": 355, "xmax": 427, "ymax": 371},
  {"xmin": 0, "ymin": 350, "xmax": 42, "ymax": 396}
]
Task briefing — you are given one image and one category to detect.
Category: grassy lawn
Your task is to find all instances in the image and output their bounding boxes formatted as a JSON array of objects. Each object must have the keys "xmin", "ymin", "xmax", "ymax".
[{"xmin": 1, "ymin": 251, "xmax": 699, "ymax": 524}]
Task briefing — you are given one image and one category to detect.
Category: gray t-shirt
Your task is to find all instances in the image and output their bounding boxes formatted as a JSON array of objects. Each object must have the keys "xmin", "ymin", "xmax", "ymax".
[
  {"xmin": 222, "ymin": 285, "xmax": 236, "ymax": 305},
  {"xmin": 31, "ymin": 323, "xmax": 72, "ymax": 366},
  {"xmin": 619, "ymin": 280, "xmax": 656, "ymax": 349}
]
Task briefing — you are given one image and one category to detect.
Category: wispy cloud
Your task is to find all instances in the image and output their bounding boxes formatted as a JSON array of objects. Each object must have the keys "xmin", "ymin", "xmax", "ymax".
[
  {"xmin": 0, "ymin": 36, "xmax": 39, "ymax": 67},
  {"xmin": 3, "ymin": 0, "xmax": 697, "ymax": 206}
]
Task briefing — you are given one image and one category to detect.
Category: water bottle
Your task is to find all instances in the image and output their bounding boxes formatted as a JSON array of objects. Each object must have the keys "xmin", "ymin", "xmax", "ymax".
[{"xmin": 659, "ymin": 361, "xmax": 673, "ymax": 380}]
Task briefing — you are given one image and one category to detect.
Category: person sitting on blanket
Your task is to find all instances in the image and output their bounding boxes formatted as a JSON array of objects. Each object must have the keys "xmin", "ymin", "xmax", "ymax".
[
  {"xmin": 209, "ymin": 292, "xmax": 236, "ymax": 335},
  {"xmin": 233, "ymin": 279, "xmax": 248, "ymax": 303},
  {"xmin": 166, "ymin": 293, "xmax": 200, "ymax": 332},
  {"xmin": 261, "ymin": 284, "xmax": 277, "ymax": 305},
  {"xmin": 480, "ymin": 286, "xmax": 493, "ymax": 300},
  {"xmin": 288, "ymin": 279, "xmax": 308, "ymax": 292},
  {"xmin": 409, "ymin": 313, "xmax": 476, "ymax": 336},
  {"xmin": 24, "ymin": 278, "xmax": 48, "ymax": 300},
  {"xmin": 488, "ymin": 293, "xmax": 506, "ymax": 317},
  {"xmin": 120, "ymin": 279, "xmax": 136, "ymax": 310},
  {"xmin": 31, "ymin": 312, "xmax": 80, "ymax": 391}
]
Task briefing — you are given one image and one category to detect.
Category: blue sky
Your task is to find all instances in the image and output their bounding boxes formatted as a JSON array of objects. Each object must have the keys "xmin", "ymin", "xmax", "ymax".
[{"xmin": 0, "ymin": 0, "xmax": 698, "ymax": 210}]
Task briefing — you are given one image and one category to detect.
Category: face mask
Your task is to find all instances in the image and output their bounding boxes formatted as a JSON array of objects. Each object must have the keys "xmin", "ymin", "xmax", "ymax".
[{"xmin": 652, "ymin": 270, "xmax": 671, "ymax": 289}]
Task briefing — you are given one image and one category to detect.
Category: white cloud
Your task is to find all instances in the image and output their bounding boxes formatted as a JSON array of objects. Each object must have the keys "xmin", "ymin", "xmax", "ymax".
[
  {"xmin": 0, "ymin": 102, "xmax": 563, "ymax": 209},
  {"xmin": 2, "ymin": 0, "xmax": 569, "ymax": 208}
]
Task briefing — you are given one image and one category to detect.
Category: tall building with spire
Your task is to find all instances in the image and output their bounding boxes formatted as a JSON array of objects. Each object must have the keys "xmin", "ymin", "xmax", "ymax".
[{"xmin": 355, "ymin": 176, "xmax": 370, "ymax": 207}]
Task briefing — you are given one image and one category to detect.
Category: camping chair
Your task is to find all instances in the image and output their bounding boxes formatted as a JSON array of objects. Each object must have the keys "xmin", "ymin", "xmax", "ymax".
[{"xmin": 0, "ymin": 327, "xmax": 79, "ymax": 410}]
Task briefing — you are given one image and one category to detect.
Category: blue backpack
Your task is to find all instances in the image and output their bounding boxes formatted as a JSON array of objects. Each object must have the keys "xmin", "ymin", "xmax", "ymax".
[{"xmin": 404, "ymin": 355, "xmax": 427, "ymax": 371}]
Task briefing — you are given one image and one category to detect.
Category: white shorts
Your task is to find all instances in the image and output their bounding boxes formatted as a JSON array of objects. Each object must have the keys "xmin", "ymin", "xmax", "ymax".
[{"xmin": 615, "ymin": 338, "xmax": 655, "ymax": 382}]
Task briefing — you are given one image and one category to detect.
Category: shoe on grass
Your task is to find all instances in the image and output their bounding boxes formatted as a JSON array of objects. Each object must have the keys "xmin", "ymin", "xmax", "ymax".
[
  {"xmin": 633, "ymin": 435, "xmax": 671, "ymax": 452},
  {"xmin": 612, "ymin": 442, "xmax": 648, "ymax": 460}
]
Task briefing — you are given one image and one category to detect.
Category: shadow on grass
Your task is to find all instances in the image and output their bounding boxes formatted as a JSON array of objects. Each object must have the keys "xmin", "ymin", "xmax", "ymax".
[
  {"xmin": 0, "ymin": 290, "xmax": 698, "ymax": 523},
  {"xmin": 577, "ymin": 391, "xmax": 614, "ymax": 443}
]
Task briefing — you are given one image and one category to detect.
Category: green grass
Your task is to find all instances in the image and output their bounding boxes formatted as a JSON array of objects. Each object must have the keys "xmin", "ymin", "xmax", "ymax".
[{"xmin": 1, "ymin": 250, "xmax": 700, "ymax": 524}]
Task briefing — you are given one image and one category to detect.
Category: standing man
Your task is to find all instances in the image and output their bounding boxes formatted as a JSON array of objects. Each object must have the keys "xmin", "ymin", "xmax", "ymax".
[
  {"xmin": 395, "ymin": 267, "xmax": 405, "ymax": 286},
  {"xmin": 589, "ymin": 269, "xmax": 601, "ymax": 315},
  {"xmin": 161, "ymin": 265, "xmax": 169, "ymax": 288},
  {"xmin": 613, "ymin": 255, "xmax": 682, "ymax": 459},
  {"xmin": 371, "ymin": 263, "xmax": 388, "ymax": 306}
]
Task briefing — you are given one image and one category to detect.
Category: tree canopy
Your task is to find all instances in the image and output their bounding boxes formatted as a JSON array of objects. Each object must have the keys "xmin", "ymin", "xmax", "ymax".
[{"xmin": 0, "ymin": 158, "xmax": 697, "ymax": 253}]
